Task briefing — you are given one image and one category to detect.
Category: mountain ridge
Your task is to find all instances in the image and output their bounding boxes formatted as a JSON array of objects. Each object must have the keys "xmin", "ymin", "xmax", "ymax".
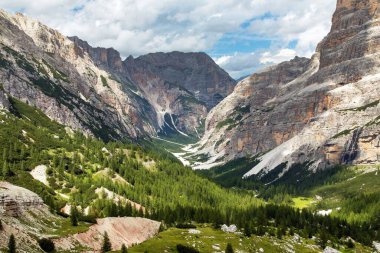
[
  {"xmin": 0, "ymin": 9, "xmax": 236, "ymax": 141},
  {"xmin": 189, "ymin": 0, "xmax": 380, "ymax": 180}
]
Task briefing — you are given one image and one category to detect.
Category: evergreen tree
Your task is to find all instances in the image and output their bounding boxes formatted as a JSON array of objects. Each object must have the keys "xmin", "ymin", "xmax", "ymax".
[
  {"xmin": 2, "ymin": 161, "xmax": 9, "ymax": 177},
  {"xmin": 101, "ymin": 232, "xmax": 112, "ymax": 253},
  {"xmin": 319, "ymin": 230, "xmax": 328, "ymax": 249},
  {"xmin": 225, "ymin": 243, "xmax": 234, "ymax": 253},
  {"xmin": 38, "ymin": 238, "xmax": 55, "ymax": 252},
  {"xmin": 121, "ymin": 243, "xmax": 127, "ymax": 253},
  {"xmin": 347, "ymin": 239, "xmax": 355, "ymax": 248},
  {"xmin": 244, "ymin": 223, "xmax": 251, "ymax": 237},
  {"xmin": 70, "ymin": 206, "xmax": 79, "ymax": 226},
  {"xmin": 8, "ymin": 234, "xmax": 16, "ymax": 253}
]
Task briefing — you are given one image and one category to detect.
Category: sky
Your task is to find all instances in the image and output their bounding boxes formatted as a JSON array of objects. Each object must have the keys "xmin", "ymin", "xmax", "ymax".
[{"xmin": 0, "ymin": 0, "xmax": 336, "ymax": 79}]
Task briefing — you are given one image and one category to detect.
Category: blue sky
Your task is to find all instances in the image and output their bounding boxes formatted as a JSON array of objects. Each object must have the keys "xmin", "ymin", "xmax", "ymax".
[{"xmin": 0, "ymin": 0, "xmax": 336, "ymax": 78}]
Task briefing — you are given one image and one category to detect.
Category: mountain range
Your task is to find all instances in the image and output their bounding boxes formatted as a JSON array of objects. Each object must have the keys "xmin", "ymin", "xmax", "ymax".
[
  {"xmin": 188, "ymin": 0, "xmax": 380, "ymax": 181},
  {"xmin": 0, "ymin": 9, "xmax": 236, "ymax": 141},
  {"xmin": 0, "ymin": 0, "xmax": 380, "ymax": 252}
]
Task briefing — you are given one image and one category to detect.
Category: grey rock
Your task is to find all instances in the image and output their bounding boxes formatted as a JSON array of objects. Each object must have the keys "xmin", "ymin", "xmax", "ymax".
[
  {"xmin": 0, "ymin": 89, "xmax": 10, "ymax": 110},
  {"xmin": 323, "ymin": 247, "xmax": 341, "ymax": 253},
  {"xmin": 0, "ymin": 181, "xmax": 45, "ymax": 217},
  {"xmin": 194, "ymin": 0, "xmax": 380, "ymax": 176}
]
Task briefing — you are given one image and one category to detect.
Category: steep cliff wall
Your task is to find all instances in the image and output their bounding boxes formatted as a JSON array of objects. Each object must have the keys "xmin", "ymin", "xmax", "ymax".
[{"xmin": 194, "ymin": 0, "xmax": 380, "ymax": 179}]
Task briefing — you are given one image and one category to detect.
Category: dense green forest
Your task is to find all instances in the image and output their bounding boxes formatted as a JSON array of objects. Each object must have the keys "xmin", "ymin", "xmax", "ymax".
[{"xmin": 0, "ymin": 98, "xmax": 379, "ymax": 250}]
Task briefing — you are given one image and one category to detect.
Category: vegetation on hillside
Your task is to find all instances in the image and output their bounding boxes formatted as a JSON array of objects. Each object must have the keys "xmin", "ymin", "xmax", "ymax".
[{"xmin": 0, "ymin": 98, "xmax": 378, "ymax": 252}]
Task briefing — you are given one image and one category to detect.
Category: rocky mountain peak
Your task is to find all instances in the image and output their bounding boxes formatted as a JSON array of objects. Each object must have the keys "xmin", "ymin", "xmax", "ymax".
[
  {"xmin": 191, "ymin": 0, "xmax": 380, "ymax": 179},
  {"xmin": 69, "ymin": 36, "xmax": 124, "ymax": 72},
  {"xmin": 317, "ymin": 0, "xmax": 380, "ymax": 69},
  {"xmin": 126, "ymin": 51, "xmax": 236, "ymax": 110}
]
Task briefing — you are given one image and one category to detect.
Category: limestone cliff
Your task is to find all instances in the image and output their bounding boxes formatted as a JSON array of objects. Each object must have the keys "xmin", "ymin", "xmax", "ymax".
[
  {"xmin": 124, "ymin": 52, "xmax": 236, "ymax": 136},
  {"xmin": 193, "ymin": 0, "xmax": 380, "ymax": 179},
  {"xmin": 0, "ymin": 10, "xmax": 159, "ymax": 140}
]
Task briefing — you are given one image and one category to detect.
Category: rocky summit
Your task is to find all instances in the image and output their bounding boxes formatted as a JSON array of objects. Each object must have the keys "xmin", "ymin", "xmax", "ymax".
[{"xmin": 193, "ymin": 0, "xmax": 380, "ymax": 179}]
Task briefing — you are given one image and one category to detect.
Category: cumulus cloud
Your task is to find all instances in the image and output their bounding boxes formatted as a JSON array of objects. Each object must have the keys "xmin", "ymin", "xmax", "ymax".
[
  {"xmin": 0, "ymin": 0, "xmax": 336, "ymax": 77},
  {"xmin": 214, "ymin": 48, "xmax": 298, "ymax": 78},
  {"xmin": 249, "ymin": 0, "xmax": 336, "ymax": 57},
  {"xmin": 214, "ymin": 53, "xmax": 261, "ymax": 78}
]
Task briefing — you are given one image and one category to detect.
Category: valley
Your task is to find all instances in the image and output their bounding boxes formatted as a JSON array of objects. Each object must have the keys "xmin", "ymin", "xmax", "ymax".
[{"xmin": 0, "ymin": 0, "xmax": 379, "ymax": 252}]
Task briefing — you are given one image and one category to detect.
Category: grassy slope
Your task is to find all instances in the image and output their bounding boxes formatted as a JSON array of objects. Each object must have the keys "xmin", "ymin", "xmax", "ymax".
[
  {"xmin": 309, "ymin": 166, "xmax": 380, "ymax": 223},
  {"xmin": 0, "ymin": 99, "xmax": 377, "ymax": 253},
  {"xmin": 127, "ymin": 225, "xmax": 370, "ymax": 253}
]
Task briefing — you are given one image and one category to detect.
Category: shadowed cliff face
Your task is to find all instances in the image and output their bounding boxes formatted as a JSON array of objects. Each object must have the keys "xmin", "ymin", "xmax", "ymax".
[
  {"xmin": 127, "ymin": 52, "xmax": 236, "ymax": 110},
  {"xmin": 123, "ymin": 52, "xmax": 236, "ymax": 136},
  {"xmin": 194, "ymin": 0, "xmax": 380, "ymax": 177},
  {"xmin": 69, "ymin": 36, "xmax": 236, "ymax": 136}
]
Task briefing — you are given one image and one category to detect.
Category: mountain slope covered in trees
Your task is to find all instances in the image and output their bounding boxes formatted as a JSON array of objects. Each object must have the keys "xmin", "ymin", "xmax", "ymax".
[{"xmin": 0, "ymin": 89, "xmax": 378, "ymax": 252}]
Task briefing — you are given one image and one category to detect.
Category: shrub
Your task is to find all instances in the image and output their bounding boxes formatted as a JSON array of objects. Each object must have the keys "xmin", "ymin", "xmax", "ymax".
[
  {"xmin": 176, "ymin": 223, "xmax": 197, "ymax": 229},
  {"xmin": 176, "ymin": 244, "xmax": 200, "ymax": 253},
  {"xmin": 38, "ymin": 238, "xmax": 55, "ymax": 252}
]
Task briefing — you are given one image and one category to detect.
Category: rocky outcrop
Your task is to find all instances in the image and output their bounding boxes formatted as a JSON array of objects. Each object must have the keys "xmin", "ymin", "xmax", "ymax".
[
  {"xmin": 69, "ymin": 36, "xmax": 125, "ymax": 73},
  {"xmin": 0, "ymin": 89, "xmax": 10, "ymax": 110},
  {"xmin": 193, "ymin": 0, "xmax": 380, "ymax": 178},
  {"xmin": 0, "ymin": 181, "xmax": 45, "ymax": 217},
  {"xmin": 55, "ymin": 217, "xmax": 161, "ymax": 251}
]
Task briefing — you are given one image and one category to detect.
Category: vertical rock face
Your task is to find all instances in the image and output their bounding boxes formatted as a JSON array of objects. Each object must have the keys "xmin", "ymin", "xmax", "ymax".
[
  {"xmin": 194, "ymin": 0, "xmax": 380, "ymax": 178},
  {"xmin": 69, "ymin": 36, "xmax": 125, "ymax": 73},
  {"xmin": 123, "ymin": 52, "xmax": 236, "ymax": 135},
  {"xmin": 127, "ymin": 52, "xmax": 236, "ymax": 110},
  {"xmin": 318, "ymin": 0, "xmax": 380, "ymax": 69}
]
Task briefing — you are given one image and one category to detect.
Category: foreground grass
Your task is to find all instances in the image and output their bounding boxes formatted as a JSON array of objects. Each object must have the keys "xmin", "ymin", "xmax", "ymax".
[
  {"xmin": 52, "ymin": 219, "xmax": 91, "ymax": 237},
  {"xmin": 127, "ymin": 225, "xmax": 371, "ymax": 253},
  {"xmin": 291, "ymin": 197, "xmax": 314, "ymax": 209}
]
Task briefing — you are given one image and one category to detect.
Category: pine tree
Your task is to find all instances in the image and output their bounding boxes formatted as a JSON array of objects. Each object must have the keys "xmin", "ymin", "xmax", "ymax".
[
  {"xmin": 2, "ymin": 161, "xmax": 9, "ymax": 177},
  {"xmin": 225, "ymin": 243, "xmax": 234, "ymax": 253},
  {"xmin": 319, "ymin": 230, "xmax": 328, "ymax": 249},
  {"xmin": 244, "ymin": 223, "xmax": 251, "ymax": 237},
  {"xmin": 70, "ymin": 206, "xmax": 78, "ymax": 226},
  {"xmin": 101, "ymin": 232, "xmax": 112, "ymax": 253},
  {"xmin": 8, "ymin": 234, "xmax": 16, "ymax": 253},
  {"xmin": 121, "ymin": 243, "xmax": 127, "ymax": 253}
]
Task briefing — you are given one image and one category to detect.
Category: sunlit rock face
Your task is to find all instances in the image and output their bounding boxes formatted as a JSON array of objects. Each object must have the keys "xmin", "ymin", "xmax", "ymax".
[{"xmin": 194, "ymin": 0, "xmax": 380, "ymax": 177}]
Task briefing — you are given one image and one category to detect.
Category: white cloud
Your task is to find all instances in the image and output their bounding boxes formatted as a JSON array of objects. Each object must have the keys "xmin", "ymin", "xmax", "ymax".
[
  {"xmin": 260, "ymin": 48, "xmax": 297, "ymax": 64},
  {"xmin": 248, "ymin": 0, "xmax": 336, "ymax": 57},
  {"xmin": 215, "ymin": 48, "xmax": 298, "ymax": 79},
  {"xmin": 0, "ymin": 0, "xmax": 337, "ymax": 76},
  {"xmin": 214, "ymin": 53, "xmax": 261, "ymax": 78}
]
